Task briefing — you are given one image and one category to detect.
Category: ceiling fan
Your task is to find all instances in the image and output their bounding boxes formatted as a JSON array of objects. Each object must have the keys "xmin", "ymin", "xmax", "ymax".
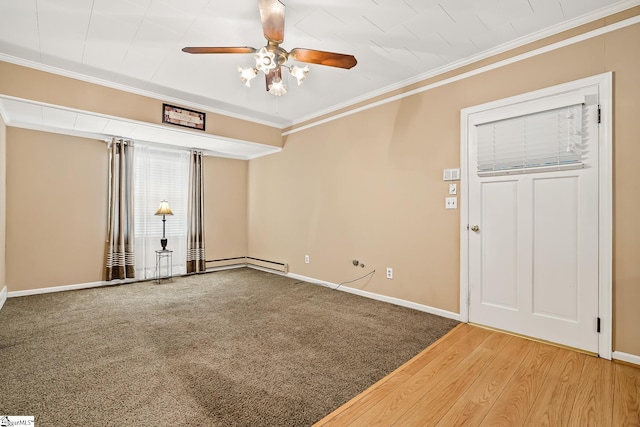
[{"xmin": 182, "ymin": 0, "xmax": 357, "ymax": 96}]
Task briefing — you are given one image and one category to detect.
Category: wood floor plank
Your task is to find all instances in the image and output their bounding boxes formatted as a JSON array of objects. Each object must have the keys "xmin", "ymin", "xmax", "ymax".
[
  {"xmin": 612, "ymin": 362, "xmax": 640, "ymax": 427},
  {"xmin": 567, "ymin": 355, "xmax": 614, "ymax": 427},
  {"xmin": 392, "ymin": 331, "xmax": 513, "ymax": 426},
  {"xmin": 435, "ymin": 335, "xmax": 535, "ymax": 427},
  {"xmin": 523, "ymin": 348, "xmax": 586, "ymax": 426},
  {"xmin": 315, "ymin": 325, "xmax": 640, "ymax": 427},
  {"xmin": 479, "ymin": 341, "xmax": 559, "ymax": 427},
  {"xmin": 314, "ymin": 324, "xmax": 473, "ymax": 426},
  {"xmin": 338, "ymin": 326, "xmax": 493, "ymax": 427},
  {"xmin": 392, "ymin": 323, "xmax": 475, "ymax": 378},
  {"xmin": 316, "ymin": 368, "xmax": 415, "ymax": 427}
]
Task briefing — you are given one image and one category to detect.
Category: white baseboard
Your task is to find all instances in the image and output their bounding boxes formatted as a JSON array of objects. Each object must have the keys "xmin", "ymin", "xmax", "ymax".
[
  {"xmin": 5, "ymin": 266, "xmax": 461, "ymax": 322},
  {"xmin": 6, "ymin": 279, "xmax": 134, "ymax": 298},
  {"xmin": 339, "ymin": 285, "xmax": 461, "ymax": 321},
  {"xmin": 6, "ymin": 265, "xmax": 247, "ymax": 298},
  {"xmin": 0, "ymin": 285, "xmax": 7, "ymax": 311},
  {"xmin": 274, "ymin": 269, "xmax": 461, "ymax": 321},
  {"xmin": 612, "ymin": 351, "xmax": 640, "ymax": 366}
]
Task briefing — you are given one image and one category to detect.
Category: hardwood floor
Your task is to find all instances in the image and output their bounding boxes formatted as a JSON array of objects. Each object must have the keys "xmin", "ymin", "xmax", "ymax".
[{"xmin": 314, "ymin": 324, "xmax": 640, "ymax": 427}]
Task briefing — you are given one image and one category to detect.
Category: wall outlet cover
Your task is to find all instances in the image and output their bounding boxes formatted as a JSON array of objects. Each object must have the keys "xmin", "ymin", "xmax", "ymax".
[{"xmin": 445, "ymin": 197, "xmax": 458, "ymax": 209}]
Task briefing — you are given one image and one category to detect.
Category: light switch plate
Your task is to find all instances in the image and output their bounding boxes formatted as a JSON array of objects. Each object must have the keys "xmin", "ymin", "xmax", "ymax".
[
  {"xmin": 449, "ymin": 183, "xmax": 457, "ymax": 195},
  {"xmin": 443, "ymin": 168, "xmax": 461, "ymax": 181}
]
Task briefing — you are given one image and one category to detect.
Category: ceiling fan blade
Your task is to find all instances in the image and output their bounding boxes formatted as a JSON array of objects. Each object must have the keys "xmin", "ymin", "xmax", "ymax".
[
  {"xmin": 289, "ymin": 48, "xmax": 357, "ymax": 69},
  {"xmin": 265, "ymin": 67, "xmax": 282, "ymax": 91},
  {"xmin": 182, "ymin": 46, "xmax": 256, "ymax": 54},
  {"xmin": 258, "ymin": 0, "xmax": 285, "ymax": 44}
]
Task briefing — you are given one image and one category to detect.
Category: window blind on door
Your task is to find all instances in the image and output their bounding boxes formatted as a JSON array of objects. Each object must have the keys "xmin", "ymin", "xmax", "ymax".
[{"xmin": 476, "ymin": 103, "xmax": 584, "ymax": 176}]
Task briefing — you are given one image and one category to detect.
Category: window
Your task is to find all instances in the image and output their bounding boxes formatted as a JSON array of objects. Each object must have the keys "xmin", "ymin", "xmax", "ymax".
[
  {"xmin": 475, "ymin": 96, "xmax": 585, "ymax": 176},
  {"xmin": 134, "ymin": 143, "xmax": 189, "ymax": 279}
]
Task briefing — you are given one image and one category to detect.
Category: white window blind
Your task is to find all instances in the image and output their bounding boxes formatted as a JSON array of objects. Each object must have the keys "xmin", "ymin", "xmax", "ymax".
[
  {"xmin": 134, "ymin": 143, "xmax": 189, "ymax": 279},
  {"xmin": 476, "ymin": 103, "xmax": 584, "ymax": 176}
]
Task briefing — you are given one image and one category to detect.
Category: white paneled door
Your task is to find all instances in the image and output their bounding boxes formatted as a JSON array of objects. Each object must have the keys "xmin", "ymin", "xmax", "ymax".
[{"xmin": 467, "ymin": 84, "xmax": 601, "ymax": 354}]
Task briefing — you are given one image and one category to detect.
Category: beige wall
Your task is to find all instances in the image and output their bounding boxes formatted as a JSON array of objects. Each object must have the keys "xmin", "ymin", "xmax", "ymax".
[
  {"xmin": 0, "ymin": 115, "xmax": 6, "ymax": 292},
  {"xmin": 0, "ymin": 62, "xmax": 283, "ymax": 148},
  {"xmin": 605, "ymin": 23, "xmax": 640, "ymax": 358},
  {"xmin": 5, "ymin": 128, "xmax": 249, "ymax": 291},
  {"xmin": 249, "ymin": 91, "xmax": 464, "ymax": 311},
  {"xmin": 204, "ymin": 156, "xmax": 248, "ymax": 262},
  {"xmin": 6, "ymin": 128, "xmax": 108, "ymax": 291},
  {"xmin": 248, "ymin": 21, "xmax": 640, "ymax": 355},
  {"xmin": 1, "ymin": 10, "xmax": 638, "ymax": 357}
]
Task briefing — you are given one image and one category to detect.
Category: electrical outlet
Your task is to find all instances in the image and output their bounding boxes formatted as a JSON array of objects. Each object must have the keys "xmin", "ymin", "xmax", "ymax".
[
  {"xmin": 386, "ymin": 267, "xmax": 393, "ymax": 279},
  {"xmin": 304, "ymin": 255, "xmax": 310, "ymax": 264},
  {"xmin": 445, "ymin": 197, "xmax": 457, "ymax": 209}
]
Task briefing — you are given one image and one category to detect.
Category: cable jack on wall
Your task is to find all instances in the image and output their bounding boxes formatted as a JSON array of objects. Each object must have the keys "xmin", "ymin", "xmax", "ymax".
[
  {"xmin": 322, "ymin": 259, "xmax": 375, "ymax": 291},
  {"xmin": 329, "ymin": 269, "xmax": 375, "ymax": 291}
]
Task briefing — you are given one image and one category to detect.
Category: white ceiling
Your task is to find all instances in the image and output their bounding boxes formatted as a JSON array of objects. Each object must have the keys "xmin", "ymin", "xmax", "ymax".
[{"xmin": 0, "ymin": 0, "xmax": 635, "ymax": 139}]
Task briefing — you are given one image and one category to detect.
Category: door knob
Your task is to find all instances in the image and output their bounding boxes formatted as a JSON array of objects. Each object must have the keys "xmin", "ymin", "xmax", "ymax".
[{"xmin": 470, "ymin": 225, "xmax": 480, "ymax": 232}]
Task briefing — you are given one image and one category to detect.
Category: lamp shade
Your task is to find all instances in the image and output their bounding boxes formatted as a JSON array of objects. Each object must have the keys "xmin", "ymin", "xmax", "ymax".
[{"xmin": 155, "ymin": 200, "xmax": 174, "ymax": 216}]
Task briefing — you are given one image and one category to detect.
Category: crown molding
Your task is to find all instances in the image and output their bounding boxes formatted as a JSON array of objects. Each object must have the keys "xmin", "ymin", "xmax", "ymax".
[
  {"xmin": 0, "ymin": 53, "xmax": 284, "ymax": 129},
  {"xmin": 284, "ymin": 11, "xmax": 640, "ymax": 136},
  {"xmin": 0, "ymin": 1, "xmax": 638, "ymax": 133},
  {"xmin": 286, "ymin": 0, "xmax": 640, "ymax": 131}
]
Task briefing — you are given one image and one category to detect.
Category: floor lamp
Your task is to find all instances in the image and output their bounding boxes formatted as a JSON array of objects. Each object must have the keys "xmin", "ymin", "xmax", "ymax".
[{"xmin": 155, "ymin": 200, "xmax": 173, "ymax": 250}]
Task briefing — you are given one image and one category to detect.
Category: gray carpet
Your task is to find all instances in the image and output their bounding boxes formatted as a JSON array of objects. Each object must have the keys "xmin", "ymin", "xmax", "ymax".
[{"xmin": 0, "ymin": 268, "xmax": 458, "ymax": 426}]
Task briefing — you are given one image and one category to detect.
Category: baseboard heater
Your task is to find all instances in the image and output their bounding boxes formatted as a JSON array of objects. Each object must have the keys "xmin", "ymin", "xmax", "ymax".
[{"xmin": 206, "ymin": 257, "xmax": 289, "ymax": 274}]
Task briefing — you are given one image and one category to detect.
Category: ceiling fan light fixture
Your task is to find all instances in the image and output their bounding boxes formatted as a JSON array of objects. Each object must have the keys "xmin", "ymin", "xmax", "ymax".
[
  {"xmin": 290, "ymin": 65, "xmax": 309, "ymax": 86},
  {"xmin": 255, "ymin": 47, "xmax": 277, "ymax": 73},
  {"xmin": 183, "ymin": 1, "xmax": 357, "ymax": 97},
  {"xmin": 268, "ymin": 78, "xmax": 287, "ymax": 96},
  {"xmin": 238, "ymin": 66, "xmax": 258, "ymax": 87}
]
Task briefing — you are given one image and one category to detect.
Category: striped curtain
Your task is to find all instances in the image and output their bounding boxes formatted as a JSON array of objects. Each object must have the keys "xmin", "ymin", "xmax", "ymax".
[
  {"xmin": 105, "ymin": 138, "xmax": 135, "ymax": 280},
  {"xmin": 187, "ymin": 150, "xmax": 206, "ymax": 273}
]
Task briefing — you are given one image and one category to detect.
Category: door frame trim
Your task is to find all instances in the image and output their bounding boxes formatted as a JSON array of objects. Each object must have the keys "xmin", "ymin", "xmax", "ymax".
[{"xmin": 459, "ymin": 72, "xmax": 612, "ymax": 359}]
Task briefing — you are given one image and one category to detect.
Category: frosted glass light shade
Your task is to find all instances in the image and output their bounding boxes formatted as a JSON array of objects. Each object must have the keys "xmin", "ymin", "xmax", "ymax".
[
  {"xmin": 238, "ymin": 67, "xmax": 258, "ymax": 87},
  {"xmin": 290, "ymin": 65, "xmax": 309, "ymax": 86},
  {"xmin": 268, "ymin": 78, "xmax": 287, "ymax": 96}
]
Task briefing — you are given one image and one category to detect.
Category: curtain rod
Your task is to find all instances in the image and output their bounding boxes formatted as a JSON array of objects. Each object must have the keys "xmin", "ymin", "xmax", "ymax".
[{"xmin": 103, "ymin": 137, "xmax": 214, "ymax": 157}]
